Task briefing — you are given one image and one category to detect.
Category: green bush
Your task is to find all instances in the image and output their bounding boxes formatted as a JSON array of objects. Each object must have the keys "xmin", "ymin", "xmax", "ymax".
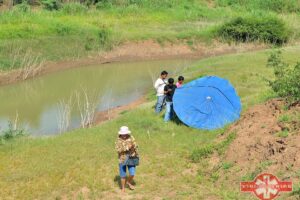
[
  {"xmin": 13, "ymin": 1, "xmax": 31, "ymax": 12},
  {"xmin": 61, "ymin": 3, "xmax": 88, "ymax": 14},
  {"xmin": 0, "ymin": 121, "xmax": 24, "ymax": 144},
  {"xmin": 217, "ymin": 16, "xmax": 289, "ymax": 45},
  {"xmin": 217, "ymin": 0, "xmax": 300, "ymax": 13},
  {"xmin": 41, "ymin": 0, "xmax": 62, "ymax": 10},
  {"xmin": 95, "ymin": 0, "xmax": 112, "ymax": 9},
  {"xmin": 267, "ymin": 50, "xmax": 300, "ymax": 102}
]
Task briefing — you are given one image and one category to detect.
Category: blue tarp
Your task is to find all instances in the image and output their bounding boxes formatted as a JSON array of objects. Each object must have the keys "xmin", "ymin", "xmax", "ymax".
[{"xmin": 173, "ymin": 76, "xmax": 242, "ymax": 130}]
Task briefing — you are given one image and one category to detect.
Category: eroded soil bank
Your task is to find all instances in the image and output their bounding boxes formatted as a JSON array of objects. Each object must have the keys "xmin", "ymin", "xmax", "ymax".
[
  {"xmin": 0, "ymin": 40, "xmax": 266, "ymax": 86},
  {"xmin": 209, "ymin": 99, "xmax": 300, "ymax": 196}
]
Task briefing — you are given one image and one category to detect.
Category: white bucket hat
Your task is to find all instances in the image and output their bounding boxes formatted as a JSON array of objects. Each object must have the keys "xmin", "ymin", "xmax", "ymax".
[{"xmin": 118, "ymin": 126, "xmax": 131, "ymax": 135}]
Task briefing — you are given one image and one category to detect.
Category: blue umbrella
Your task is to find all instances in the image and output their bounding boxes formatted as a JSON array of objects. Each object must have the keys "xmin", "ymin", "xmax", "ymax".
[{"xmin": 173, "ymin": 76, "xmax": 242, "ymax": 130}]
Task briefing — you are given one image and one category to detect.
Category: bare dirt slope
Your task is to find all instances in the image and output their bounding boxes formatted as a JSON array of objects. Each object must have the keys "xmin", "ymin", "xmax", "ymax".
[{"xmin": 214, "ymin": 99, "xmax": 300, "ymax": 188}]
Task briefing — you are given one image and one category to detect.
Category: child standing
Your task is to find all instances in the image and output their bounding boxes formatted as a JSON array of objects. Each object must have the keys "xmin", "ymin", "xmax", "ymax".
[
  {"xmin": 176, "ymin": 76, "xmax": 184, "ymax": 88},
  {"xmin": 164, "ymin": 78, "xmax": 177, "ymax": 122}
]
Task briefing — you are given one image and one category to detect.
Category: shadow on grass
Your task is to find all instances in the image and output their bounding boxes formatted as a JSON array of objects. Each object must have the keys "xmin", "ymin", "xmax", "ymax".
[
  {"xmin": 160, "ymin": 111, "xmax": 187, "ymax": 126},
  {"xmin": 114, "ymin": 175, "xmax": 122, "ymax": 189},
  {"xmin": 114, "ymin": 175, "xmax": 137, "ymax": 189}
]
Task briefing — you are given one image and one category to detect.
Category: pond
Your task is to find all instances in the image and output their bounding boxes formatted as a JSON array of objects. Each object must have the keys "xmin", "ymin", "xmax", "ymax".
[{"xmin": 0, "ymin": 59, "xmax": 194, "ymax": 135}]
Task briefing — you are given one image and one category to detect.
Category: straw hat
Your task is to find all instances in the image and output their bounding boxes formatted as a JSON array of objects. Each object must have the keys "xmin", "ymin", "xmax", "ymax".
[{"xmin": 118, "ymin": 126, "xmax": 131, "ymax": 135}]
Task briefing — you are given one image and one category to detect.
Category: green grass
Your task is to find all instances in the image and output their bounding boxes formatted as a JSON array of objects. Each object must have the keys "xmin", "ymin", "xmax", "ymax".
[
  {"xmin": 278, "ymin": 114, "xmax": 291, "ymax": 123},
  {"xmin": 1, "ymin": 1, "xmax": 300, "ymax": 71},
  {"xmin": 1, "ymin": 45, "xmax": 300, "ymax": 199}
]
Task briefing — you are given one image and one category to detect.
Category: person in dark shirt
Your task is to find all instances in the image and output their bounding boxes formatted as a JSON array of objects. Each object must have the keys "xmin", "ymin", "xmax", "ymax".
[{"xmin": 164, "ymin": 78, "xmax": 177, "ymax": 122}]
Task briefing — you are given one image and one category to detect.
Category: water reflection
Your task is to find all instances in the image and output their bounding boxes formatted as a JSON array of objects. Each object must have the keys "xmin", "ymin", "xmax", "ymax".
[{"xmin": 0, "ymin": 59, "xmax": 193, "ymax": 135}]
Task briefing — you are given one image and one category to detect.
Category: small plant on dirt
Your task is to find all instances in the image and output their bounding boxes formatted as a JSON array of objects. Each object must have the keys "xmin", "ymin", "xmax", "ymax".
[
  {"xmin": 258, "ymin": 160, "xmax": 273, "ymax": 170},
  {"xmin": 277, "ymin": 129, "xmax": 289, "ymax": 138},
  {"xmin": 210, "ymin": 171, "xmax": 220, "ymax": 182},
  {"xmin": 291, "ymin": 184, "xmax": 300, "ymax": 197},
  {"xmin": 278, "ymin": 114, "xmax": 290, "ymax": 123},
  {"xmin": 222, "ymin": 162, "xmax": 234, "ymax": 170},
  {"xmin": 267, "ymin": 50, "xmax": 300, "ymax": 103},
  {"xmin": 241, "ymin": 169, "xmax": 261, "ymax": 181}
]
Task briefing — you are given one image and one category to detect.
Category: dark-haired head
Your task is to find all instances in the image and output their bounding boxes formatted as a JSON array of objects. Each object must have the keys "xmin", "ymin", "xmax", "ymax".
[
  {"xmin": 161, "ymin": 70, "xmax": 168, "ymax": 79},
  {"xmin": 168, "ymin": 78, "xmax": 174, "ymax": 84},
  {"xmin": 178, "ymin": 76, "xmax": 184, "ymax": 81},
  {"xmin": 161, "ymin": 71, "xmax": 168, "ymax": 76}
]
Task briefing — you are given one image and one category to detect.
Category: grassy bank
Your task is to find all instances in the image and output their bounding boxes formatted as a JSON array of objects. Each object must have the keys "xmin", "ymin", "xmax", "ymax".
[
  {"xmin": 1, "ymin": 0, "xmax": 300, "ymax": 71},
  {"xmin": 1, "ymin": 46, "xmax": 300, "ymax": 199}
]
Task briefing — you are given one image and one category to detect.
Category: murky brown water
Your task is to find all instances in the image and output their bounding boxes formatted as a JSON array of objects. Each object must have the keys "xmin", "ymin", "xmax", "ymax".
[{"xmin": 0, "ymin": 59, "xmax": 193, "ymax": 135}]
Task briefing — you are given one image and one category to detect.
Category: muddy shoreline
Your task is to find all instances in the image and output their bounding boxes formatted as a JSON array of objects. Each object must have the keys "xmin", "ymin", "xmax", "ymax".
[
  {"xmin": 0, "ymin": 41, "xmax": 267, "ymax": 130},
  {"xmin": 0, "ymin": 40, "xmax": 266, "ymax": 87},
  {"xmin": 93, "ymin": 95, "xmax": 146, "ymax": 125}
]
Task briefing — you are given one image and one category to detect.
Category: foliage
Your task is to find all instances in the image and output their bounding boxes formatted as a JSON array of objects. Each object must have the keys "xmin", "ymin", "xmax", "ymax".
[
  {"xmin": 13, "ymin": 1, "xmax": 31, "ymax": 12},
  {"xmin": 61, "ymin": 2, "xmax": 88, "ymax": 14},
  {"xmin": 277, "ymin": 130, "xmax": 289, "ymax": 138},
  {"xmin": 217, "ymin": 15, "xmax": 289, "ymax": 45},
  {"xmin": 0, "ymin": 121, "xmax": 24, "ymax": 144},
  {"xmin": 291, "ymin": 184, "xmax": 300, "ymax": 197},
  {"xmin": 41, "ymin": 0, "xmax": 62, "ymax": 10},
  {"xmin": 267, "ymin": 50, "xmax": 300, "ymax": 102},
  {"xmin": 216, "ymin": 0, "xmax": 300, "ymax": 13}
]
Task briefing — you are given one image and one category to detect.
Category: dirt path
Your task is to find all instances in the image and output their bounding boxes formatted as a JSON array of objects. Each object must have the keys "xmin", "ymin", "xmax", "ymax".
[{"xmin": 0, "ymin": 40, "xmax": 266, "ymax": 86}]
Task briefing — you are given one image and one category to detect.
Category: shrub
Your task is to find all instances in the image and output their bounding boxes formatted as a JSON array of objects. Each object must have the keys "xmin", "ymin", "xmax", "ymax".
[
  {"xmin": 267, "ymin": 50, "xmax": 300, "ymax": 102},
  {"xmin": 0, "ymin": 121, "xmax": 24, "ymax": 143},
  {"xmin": 217, "ymin": 16, "xmax": 289, "ymax": 45},
  {"xmin": 216, "ymin": 0, "xmax": 300, "ymax": 13},
  {"xmin": 41, "ymin": 0, "xmax": 62, "ymax": 10},
  {"xmin": 95, "ymin": 0, "xmax": 112, "ymax": 9},
  {"xmin": 13, "ymin": 1, "xmax": 31, "ymax": 12},
  {"xmin": 61, "ymin": 3, "xmax": 88, "ymax": 14}
]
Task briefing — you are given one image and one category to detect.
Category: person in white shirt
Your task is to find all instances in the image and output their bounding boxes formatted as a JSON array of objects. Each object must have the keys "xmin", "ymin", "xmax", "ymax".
[{"xmin": 154, "ymin": 70, "xmax": 168, "ymax": 113}]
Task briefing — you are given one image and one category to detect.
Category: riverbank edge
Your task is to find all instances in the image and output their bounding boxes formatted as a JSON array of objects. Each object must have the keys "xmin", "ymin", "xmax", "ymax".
[{"xmin": 0, "ymin": 40, "xmax": 267, "ymax": 87}]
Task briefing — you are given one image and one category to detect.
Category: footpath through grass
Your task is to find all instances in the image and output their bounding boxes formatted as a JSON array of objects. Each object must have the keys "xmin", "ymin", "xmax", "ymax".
[{"xmin": 1, "ymin": 46, "xmax": 300, "ymax": 199}]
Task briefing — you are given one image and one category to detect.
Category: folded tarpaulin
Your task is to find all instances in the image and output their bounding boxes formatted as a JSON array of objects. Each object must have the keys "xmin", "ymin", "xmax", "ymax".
[{"xmin": 173, "ymin": 76, "xmax": 242, "ymax": 130}]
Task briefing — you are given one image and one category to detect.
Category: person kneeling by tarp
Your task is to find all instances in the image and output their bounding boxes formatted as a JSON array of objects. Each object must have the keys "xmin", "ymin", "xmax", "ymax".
[{"xmin": 164, "ymin": 78, "xmax": 177, "ymax": 122}]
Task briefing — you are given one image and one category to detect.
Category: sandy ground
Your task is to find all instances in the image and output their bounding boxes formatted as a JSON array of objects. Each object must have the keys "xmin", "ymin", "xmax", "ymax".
[{"xmin": 0, "ymin": 40, "xmax": 266, "ymax": 86}]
